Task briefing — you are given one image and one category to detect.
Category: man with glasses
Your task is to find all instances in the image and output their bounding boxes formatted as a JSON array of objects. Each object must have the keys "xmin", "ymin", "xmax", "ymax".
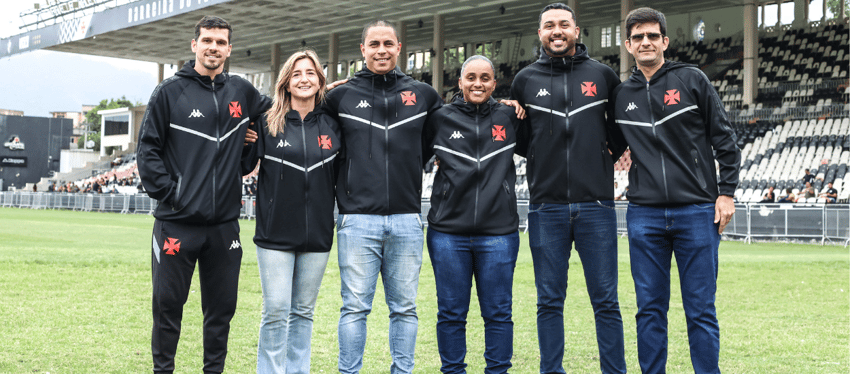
[
  {"xmin": 510, "ymin": 3, "xmax": 627, "ymax": 373},
  {"xmin": 613, "ymin": 7, "xmax": 740, "ymax": 373}
]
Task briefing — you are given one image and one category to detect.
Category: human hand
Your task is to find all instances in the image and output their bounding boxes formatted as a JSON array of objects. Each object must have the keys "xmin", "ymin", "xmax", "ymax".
[
  {"xmin": 244, "ymin": 126, "xmax": 258, "ymax": 145},
  {"xmin": 499, "ymin": 99, "xmax": 527, "ymax": 119},
  {"xmin": 326, "ymin": 78, "xmax": 349, "ymax": 91},
  {"xmin": 715, "ymin": 195, "xmax": 735, "ymax": 234}
]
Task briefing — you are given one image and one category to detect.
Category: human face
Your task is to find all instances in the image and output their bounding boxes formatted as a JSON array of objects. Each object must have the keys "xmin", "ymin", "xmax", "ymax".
[
  {"xmin": 191, "ymin": 27, "xmax": 232, "ymax": 77},
  {"xmin": 459, "ymin": 59, "xmax": 496, "ymax": 105},
  {"xmin": 287, "ymin": 57, "xmax": 321, "ymax": 102},
  {"xmin": 361, "ymin": 26, "xmax": 400, "ymax": 75},
  {"xmin": 538, "ymin": 9, "xmax": 579, "ymax": 57},
  {"xmin": 626, "ymin": 22, "xmax": 668, "ymax": 69}
]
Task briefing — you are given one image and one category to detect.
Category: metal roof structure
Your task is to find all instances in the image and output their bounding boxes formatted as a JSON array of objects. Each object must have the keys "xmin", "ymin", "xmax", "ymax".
[{"xmin": 3, "ymin": 0, "xmax": 746, "ymax": 74}]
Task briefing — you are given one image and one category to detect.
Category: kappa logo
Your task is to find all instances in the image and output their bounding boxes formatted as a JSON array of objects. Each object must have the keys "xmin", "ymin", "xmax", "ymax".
[
  {"xmin": 536, "ymin": 88, "xmax": 551, "ymax": 97},
  {"xmin": 355, "ymin": 100, "xmax": 371, "ymax": 108},
  {"xmin": 189, "ymin": 109, "xmax": 204, "ymax": 118},
  {"xmin": 277, "ymin": 139, "xmax": 291, "ymax": 148},
  {"xmin": 318, "ymin": 135, "xmax": 333, "ymax": 150},
  {"xmin": 492, "ymin": 125, "xmax": 506, "ymax": 141},
  {"xmin": 581, "ymin": 82, "xmax": 597, "ymax": 97},
  {"xmin": 400, "ymin": 91, "xmax": 417, "ymax": 105},
  {"xmin": 626, "ymin": 102, "xmax": 638, "ymax": 111},
  {"xmin": 229, "ymin": 240, "xmax": 241, "ymax": 250},
  {"xmin": 163, "ymin": 237, "xmax": 181, "ymax": 256},
  {"xmin": 449, "ymin": 131, "xmax": 464, "ymax": 139},
  {"xmin": 229, "ymin": 101, "xmax": 242, "ymax": 117},
  {"xmin": 664, "ymin": 89, "xmax": 680, "ymax": 106}
]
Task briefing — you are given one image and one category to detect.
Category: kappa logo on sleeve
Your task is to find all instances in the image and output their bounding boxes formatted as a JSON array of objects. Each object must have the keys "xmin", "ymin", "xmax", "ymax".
[
  {"xmin": 229, "ymin": 101, "xmax": 242, "ymax": 118},
  {"xmin": 163, "ymin": 237, "xmax": 181, "ymax": 255}
]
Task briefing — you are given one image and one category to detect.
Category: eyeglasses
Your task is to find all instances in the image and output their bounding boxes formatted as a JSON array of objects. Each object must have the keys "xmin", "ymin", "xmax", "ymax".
[{"xmin": 629, "ymin": 33, "xmax": 664, "ymax": 43}]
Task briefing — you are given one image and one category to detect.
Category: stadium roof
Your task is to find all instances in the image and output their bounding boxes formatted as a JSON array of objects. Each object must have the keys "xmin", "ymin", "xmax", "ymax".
[{"xmin": 3, "ymin": 0, "xmax": 744, "ymax": 73}]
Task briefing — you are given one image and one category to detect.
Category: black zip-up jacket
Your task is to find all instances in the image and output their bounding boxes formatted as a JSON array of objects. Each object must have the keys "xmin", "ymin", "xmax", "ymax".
[
  {"xmin": 241, "ymin": 109, "xmax": 342, "ymax": 252},
  {"xmin": 425, "ymin": 97, "xmax": 521, "ymax": 235},
  {"xmin": 323, "ymin": 67, "xmax": 442, "ymax": 215},
  {"xmin": 137, "ymin": 61, "xmax": 271, "ymax": 224},
  {"xmin": 510, "ymin": 44, "xmax": 625, "ymax": 204},
  {"xmin": 613, "ymin": 61, "xmax": 741, "ymax": 205}
]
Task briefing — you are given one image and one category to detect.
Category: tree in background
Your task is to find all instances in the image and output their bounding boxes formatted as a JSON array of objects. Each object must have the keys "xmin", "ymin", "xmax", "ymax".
[
  {"xmin": 77, "ymin": 97, "xmax": 138, "ymax": 151},
  {"xmin": 827, "ymin": 0, "xmax": 850, "ymax": 19}
]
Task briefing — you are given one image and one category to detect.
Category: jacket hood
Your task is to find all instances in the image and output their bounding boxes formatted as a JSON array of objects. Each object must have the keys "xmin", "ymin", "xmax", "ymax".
[
  {"xmin": 175, "ymin": 60, "xmax": 228, "ymax": 88},
  {"xmin": 630, "ymin": 60, "xmax": 697, "ymax": 83},
  {"xmin": 535, "ymin": 43, "xmax": 589, "ymax": 68},
  {"xmin": 449, "ymin": 95, "xmax": 498, "ymax": 116},
  {"xmin": 284, "ymin": 107, "xmax": 321, "ymax": 123},
  {"xmin": 353, "ymin": 66, "xmax": 406, "ymax": 84}
]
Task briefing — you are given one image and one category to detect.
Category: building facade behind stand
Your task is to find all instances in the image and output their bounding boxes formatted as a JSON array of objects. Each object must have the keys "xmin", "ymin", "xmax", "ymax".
[{"xmin": 0, "ymin": 114, "xmax": 73, "ymax": 191}]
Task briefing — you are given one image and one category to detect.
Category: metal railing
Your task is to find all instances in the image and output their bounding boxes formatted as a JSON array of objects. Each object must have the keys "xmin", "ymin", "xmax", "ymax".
[{"xmin": 2, "ymin": 192, "xmax": 847, "ymax": 245}]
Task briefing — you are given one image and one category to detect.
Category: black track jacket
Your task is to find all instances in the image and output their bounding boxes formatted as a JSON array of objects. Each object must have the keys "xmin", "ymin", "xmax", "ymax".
[
  {"xmin": 425, "ymin": 97, "xmax": 521, "ymax": 235},
  {"xmin": 241, "ymin": 110, "xmax": 341, "ymax": 252},
  {"xmin": 138, "ymin": 61, "xmax": 271, "ymax": 224},
  {"xmin": 511, "ymin": 44, "xmax": 625, "ymax": 204},
  {"xmin": 613, "ymin": 61, "xmax": 740, "ymax": 206},
  {"xmin": 324, "ymin": 67, "xmax": 442, "ymax": 215}
]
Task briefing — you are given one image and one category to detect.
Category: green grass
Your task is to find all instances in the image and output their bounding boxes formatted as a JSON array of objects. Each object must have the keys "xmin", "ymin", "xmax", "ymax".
[{"xmin": 0, "ymin": 207, "xmax": 847, "ymax": 373}]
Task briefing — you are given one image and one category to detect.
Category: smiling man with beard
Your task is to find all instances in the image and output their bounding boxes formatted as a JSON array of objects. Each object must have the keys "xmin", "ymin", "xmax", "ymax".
[
  {"xmin": 509, "ymin": 3, "xmax": 627, "ymax": 373},
  {"xmin": 137, "ymin": 15, "xmax": 271, "ymax": 374}
]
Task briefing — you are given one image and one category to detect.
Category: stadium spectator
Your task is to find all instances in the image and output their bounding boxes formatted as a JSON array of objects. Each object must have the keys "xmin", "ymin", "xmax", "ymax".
[
  {"xmin": 136, "ymin": 15, "xmax": 271, "ymax": 374},
  {"xmin": 616, "ymin": 186, "xmax": 629, "ymax": 201},
  {"xmin": 820, "ymin": 182, "xmax": 838, "ymax": 203},
  {"xmin": 802, "ymin": 168, "xmax": 821, "ymax": 184},
  {"xmin": 800, "ymin": 182, "xmax": 816, "ymax": 201},
  {"xmin": 509, "ymin": 3, "xmax": 627, "ymax": 373},
  {"xmin": 759, "ymin": 186, "xmax": 776, "ymax": 203},
  {"xmin": 242, "ymin": 49, "xmax": 341, "ymax": 374},
  {"xmin": 777, "ymin": 188, "xmax": 796, "ymax": 203},
  {"xmin": 424, "ymin": 55, "xmax": 524, "ymax": 374},
  {"xmin": 614, "ymin": 7, "xmax": 740, "ymax": 373},
  {"xmin": 320, "ymin": 20, "xmax": 443, "ymax": 374},
  {"xmin": 48, "ymin": 182, "xmax": 55, "ymax": 192}
]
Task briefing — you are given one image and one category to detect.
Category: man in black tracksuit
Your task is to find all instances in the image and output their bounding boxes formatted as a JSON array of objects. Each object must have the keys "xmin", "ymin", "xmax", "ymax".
[
  {"xmin": 322, "ymin": 20, "xmax": 442, "ymax": 374},
  {"xmin": 137, "ymin": 16, "xmax": 271, "ymax": 374},
  {"xmin": 613, "ymin": 8, "xmax": 740, "ymax": 374},
  {"xmin": 510, "ymin": 4, "xmax": 627, "ymax": 373}
]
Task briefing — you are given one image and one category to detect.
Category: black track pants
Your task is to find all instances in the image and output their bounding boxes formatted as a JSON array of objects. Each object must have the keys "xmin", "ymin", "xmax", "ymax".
[{"xmin": 150, "ymin": 219, "xmax": 243, "ymax": 373}]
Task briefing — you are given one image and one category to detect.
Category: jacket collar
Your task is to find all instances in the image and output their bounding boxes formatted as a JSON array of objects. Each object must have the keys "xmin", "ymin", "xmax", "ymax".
[
  {"xmin": 535, "ymin": 43, "xmax": 590, "ymax": 69},
  {"xmin": 450, "ymin": 95, "xmax": 497, "ymax": 116},
  {"xmin": 354, "ymin": 66, "xmax": 406, "ymax": 87},
  {"xmin": 176, "ymin": 60, "xmax": 228, "ymax": 90}
]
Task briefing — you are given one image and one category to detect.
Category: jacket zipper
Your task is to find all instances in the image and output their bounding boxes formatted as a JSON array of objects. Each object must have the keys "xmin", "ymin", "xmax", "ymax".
[
  {"xmin": 383, "ymin": 76, "xmax": 390, "ymax": 214},
  {"xmin": 563, "ymin": 57, "xmax": 571, "ymax": 201},
  {"xmin": 301, "ymin": 120, "xmax": 309, "ymax": 249},
  {"xmin": 212, "ymin": 81, "xmax": 219, "ymax": 218},
  {"xmin": 646, "ymin": 81, "xmax": 669, "ymax": 201},
  {"xmin": 474, "ymin": 105, "xmax": 480, "ymax": 229}
]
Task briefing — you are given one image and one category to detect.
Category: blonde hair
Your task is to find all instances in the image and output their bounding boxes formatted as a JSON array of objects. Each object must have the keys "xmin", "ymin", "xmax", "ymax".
[{"xmin": 266, "ymin": 49, "xmax": 327, "ymax": 137}]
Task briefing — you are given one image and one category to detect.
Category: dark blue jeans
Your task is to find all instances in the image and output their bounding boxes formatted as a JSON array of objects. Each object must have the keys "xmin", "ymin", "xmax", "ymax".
[
  {"xmin": 527, "ymin": 201, "xmax": 626, "ymax": 374},
  {"xmin": 427, "ymin": 228, "xmax": 520, "ymax": 374},
  {"xmin": 627, "ymin": 203, "xmax": 721, "ymax": 374}
]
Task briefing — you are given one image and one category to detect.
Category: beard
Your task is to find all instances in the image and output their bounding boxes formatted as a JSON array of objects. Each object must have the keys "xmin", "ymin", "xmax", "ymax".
[
  {"xmin": 543, "ymin": 41, "xmax": 574, "ymax": 57},
  {"xmin": 201, "ymin": 58, "xmax": 223, "ymax": 71}
]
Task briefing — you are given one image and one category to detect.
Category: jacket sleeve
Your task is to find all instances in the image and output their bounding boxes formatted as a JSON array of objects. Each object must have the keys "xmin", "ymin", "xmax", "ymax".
[
  {"xmin": 421, "ymin": 106, "xmax": 442, "ymax": 168},
  {"xmin": 241, "ymin": 117, "xmax": 264, "ymax": 176},
  {"xmin": 603, "ymin": 68, "xmax": 627, "ymax": 163},
  {"xmin": 695, "ymin": 68, "xmax": 741, "ymax": 196},
  {"xmin": 136, "ymin": 81, "xmax": 177, "ymax": 204},
  {"xmin": 509, "ymin": 70, "xmax": 526, "ymax": 106},
  {"xmin": 242, "ymin": 78, "xmax": 273, "ymax": 122}
]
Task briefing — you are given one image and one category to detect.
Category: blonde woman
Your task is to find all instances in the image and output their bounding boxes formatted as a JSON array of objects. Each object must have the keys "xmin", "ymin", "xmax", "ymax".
[{"xmin": 242, "ymin": 49, "xmax": 341, "ymax": 374}]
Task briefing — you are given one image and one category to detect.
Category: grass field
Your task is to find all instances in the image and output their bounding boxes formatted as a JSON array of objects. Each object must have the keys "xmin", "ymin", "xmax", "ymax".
[{"xmin": 0, "ymin": 207, "xmax": 847, "ymax": 373}]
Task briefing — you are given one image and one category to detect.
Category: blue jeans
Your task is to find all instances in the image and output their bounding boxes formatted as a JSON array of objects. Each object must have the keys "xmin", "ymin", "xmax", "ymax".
[
  {"xmin": 256, "ymin": 247, "xmax": 330, "ymax": 374},
  {"xmin": 336, "ymin": 213, "xmax": 424, "ymax": 374},
  {"xmin": 627, "ymin": 203, "xmax": 721, "ymax": 374},
  {"xmin": 427, "ymin": 228, "xmax": 520, "ymax": 374},
  {"xmin": 527, "ymin": 202, "xmax": 626, "ymax": 374}
]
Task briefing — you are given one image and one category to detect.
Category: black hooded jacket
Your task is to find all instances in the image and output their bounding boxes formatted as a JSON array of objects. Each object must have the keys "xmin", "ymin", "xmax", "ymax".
[
  {"xmin": 137, "ymin": 61, "xmax": 271, "ymax": 224},
  {"xmin": 510, "ymin": 44, "xmax": 625, "ymax": 204},
  {"xmin": 241, "ymin": 109, "xmax": 342, "ymax": 252},
  {"xmin": 613, "ymin": 61, "xmax": 741, "ymax": 205},
  {"xmin": 323, "ymin": 66, "xmax": 443, "ymax": 215},
  {"xmin": 425, "ymin": 97, "xmax": 521, "ymax": 235}
]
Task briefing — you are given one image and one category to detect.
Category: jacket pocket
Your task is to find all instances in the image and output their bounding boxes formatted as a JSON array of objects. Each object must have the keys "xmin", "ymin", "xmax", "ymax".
[
  {"xmin": 345, "ymin": 159, "xmax": 352, "ymax": 196},
  {"xmin": 171, "ymin": 173, "xmax": 184, "ymax": 211},
  {"xmin": 434, "ymin": 179, "xmax": 450, "ymax": 220},
  {"xmin": 691, "ymin": 149, "xmax": 707, "ymax": 189},
  {"xmin": 262, "ymin": 197, "xmax": 275, "ymax": 234},
  {"xmin": 527, "ymin": 147, "xmax": 535, "ymax": 189}
]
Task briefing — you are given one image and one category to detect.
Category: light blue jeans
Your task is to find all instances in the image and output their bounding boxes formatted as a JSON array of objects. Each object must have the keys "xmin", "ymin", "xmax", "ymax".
[
  {"xmin": 256, "ymin": 246, "xmax": 330, "ymax": 374},
  {"xmin": 336, "ymin": 213, "xmax": 424, "ymax": 374}
]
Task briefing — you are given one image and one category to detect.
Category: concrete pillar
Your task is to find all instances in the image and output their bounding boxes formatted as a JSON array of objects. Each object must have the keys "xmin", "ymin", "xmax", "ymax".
[
  {"xmin": 762, "ymin": 3, "xmax": 766, "ymax": 28},
  {"xmin": 223, "ymin": 56, "xmax": 230, "ymax": 72},
  {"xmin": 177, "ymin": 60, "xmax": 185, "ymax": 70},
  {"xmin": 432, "ymin": 14, "xmax": 444, "ymax": 96},
  {"xmin": 157, "ymin": 63, "xmax": 164, "ymax": 83},
  {"xmin": 794, "ymin": 0, "xmax": 808, "ymax": 28},
  {"xmin": 776, "ymin": 1, "xmax": 782, "ymax": 35},
  {"xmin": 619, "ymin": 0, "xmax": 634, "ymax": 82},
  {"xmin": 743, "ymin": 0, "xmax": 759, "ymax": 106},
  {"xmin": 270, "ymin": 43, "xmax": 281, "ymax": 86},
  {"xmin": 567, "ymin": 0, "xmax": 579, "ymax": 20},
  {"xmin": 822, "ymin": 0, "xmax": 828, "ymax": 22},
  {"xmin": 840, "ymin": 0, "xmax": 846, "ymax": 20},
  {"xmin": 328, "ymin": 33, "xmax": 339, "ymax": 82},
  {"xmin": 398, "ymin": 21, "xmax": 408, "ymax": 73}
]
